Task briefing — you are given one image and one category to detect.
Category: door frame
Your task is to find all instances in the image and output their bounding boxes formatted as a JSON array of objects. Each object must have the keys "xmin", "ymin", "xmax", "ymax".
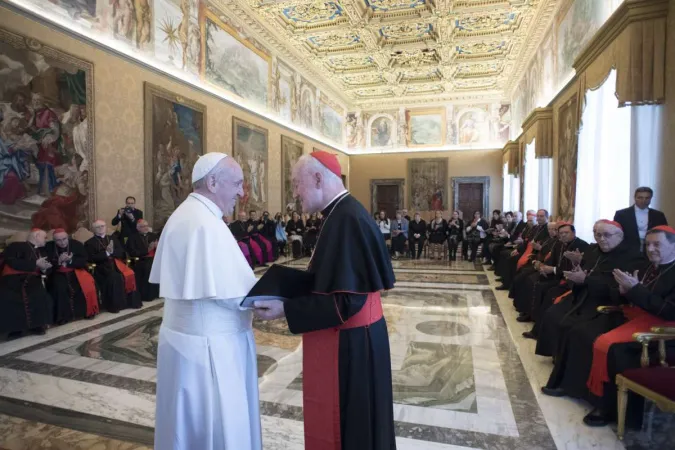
[
  {"xmin": 451, "ymin": 176, "xmax": 491, "ymax": 219},
  {"xmin": 370, "ymin": 179, "xmax": 405, "ymax": 215}
]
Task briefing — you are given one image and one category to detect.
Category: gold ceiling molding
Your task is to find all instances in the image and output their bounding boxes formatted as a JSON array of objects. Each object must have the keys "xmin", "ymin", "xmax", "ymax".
[
  {"xmin": 503, "ymin": 140, "xmax": 520, "ymax": 175},
  {"xmin": 213, "ymin": 0, "xmax": 557, "ymax": 107},
  {"xmin": 573, "ymin": 0, "xmax": 668, "ymax": 107},
  {"xmin": 520, "ymin": 107, "xmax": 553, "ymax": 159}
]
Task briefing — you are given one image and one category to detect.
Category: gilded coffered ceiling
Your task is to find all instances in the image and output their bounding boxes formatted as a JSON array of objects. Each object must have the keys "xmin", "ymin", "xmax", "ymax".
[{"xmin": 210, "ymin": 0, "xmax": 559, "ymax": 108}]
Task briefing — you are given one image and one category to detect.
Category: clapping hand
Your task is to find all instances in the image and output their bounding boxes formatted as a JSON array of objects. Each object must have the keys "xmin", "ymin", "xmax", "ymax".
[
  {"xmin": 532, "ymin": 242, "xmax": 543, "ymax": 251},
  {"xmin": 257, "ymin": 223, "xmax": 264, "ymax": 230},
  {"xmin": 58, "ymin": 252, "xmax": 70, "ymax": 265},
  {"xmin": 36, "ymin": 257, "xmax": 52, "ymax": 271},
  {"xmin": 106, "ymin": 240, "xmax": 114, "ymax": 255},
  {"xmin": 253, "ymin": 300, "xmax": 285, "ymax": 320},
  {"xmin": 613, "ymin": 269, "xmax": 640, "ymax": 295},
  {"xmin": 247, "ymin": 225, "xmax": 254, "ymax": 233},
  {"xmin": 563, "ymin": 265, "xmax": 587, "ymax": 284},
  {"xmin": 539, "ymin": 264, "xmax": 555, "ymax": 275},
  {"xmin": 510, "ymin": 249, "xmax": 519, "ymax": 257},
  {"xmin": 563, "ymin": 249, "xmax": 583, "ymax": 265},
  {"xmin": 149, "ymin": 241, "xmax": 158, "ymax": 251}
]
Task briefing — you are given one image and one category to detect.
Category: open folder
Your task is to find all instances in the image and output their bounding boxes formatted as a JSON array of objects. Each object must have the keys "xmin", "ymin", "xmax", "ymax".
[{"xmin": 240, "ymin": 264, "xmax": 315, "ymax": 308}]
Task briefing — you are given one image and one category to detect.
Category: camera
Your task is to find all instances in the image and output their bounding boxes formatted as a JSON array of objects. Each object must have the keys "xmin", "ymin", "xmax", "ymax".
[{"xmin": 124, "ymin": 206, "xmax": 134, "ymax": 214}]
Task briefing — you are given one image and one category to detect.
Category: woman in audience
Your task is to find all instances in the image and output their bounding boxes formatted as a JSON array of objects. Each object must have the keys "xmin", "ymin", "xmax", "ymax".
[
  {"xmin": 285, "ymin": 211, "xmax": 305, "ymax": 259},
  {"xmin": 466, "ymin": 210, "xmax": 489, "ymax": 262},
  {"xmin": 428, "ymin": 211, "xmax": 447, "ymax": 260},
  {"xmin": 376, "ymin": 210, "xmax": 391, "ymax": 243},
  {"xmin": 447, "ymin": 211, "xmax": 464, "ymax": 261},
  {"xmin": 390, "ymin": 211, "xmax": 408, "ymax": 259},
  {"xmin": 274, "ymin": 213, "xmax": 287, "ymax": 257}
]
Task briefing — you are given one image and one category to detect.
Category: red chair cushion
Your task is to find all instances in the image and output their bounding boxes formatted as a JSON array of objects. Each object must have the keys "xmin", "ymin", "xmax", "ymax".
[{"xmin": 622, "ymin": 367, "xmax": 675, "ymax": 401}]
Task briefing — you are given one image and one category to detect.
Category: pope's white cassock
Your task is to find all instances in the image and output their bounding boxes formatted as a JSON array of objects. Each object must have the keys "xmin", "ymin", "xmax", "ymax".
[{"xmin": 150, "ymin": 154, "xmax": 261, "ymax": 450}]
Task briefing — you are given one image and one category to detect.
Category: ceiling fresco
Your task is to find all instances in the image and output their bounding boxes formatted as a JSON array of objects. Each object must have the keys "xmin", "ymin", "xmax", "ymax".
[{"xmin": 209, "ymin": 0, "xmax": 558, "ymax": 107}]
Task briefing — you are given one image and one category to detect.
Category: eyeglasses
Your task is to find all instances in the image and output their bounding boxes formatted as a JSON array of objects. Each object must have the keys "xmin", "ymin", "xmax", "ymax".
[{"xmin": 594, "ymin": 232, "xmax": 621, "ymax": 240}]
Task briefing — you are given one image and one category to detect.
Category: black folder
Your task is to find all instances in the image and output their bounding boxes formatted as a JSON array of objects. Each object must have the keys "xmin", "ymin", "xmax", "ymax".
[{"xmin": 240, "ymin": 264, "xmax": 314, "ymax": 308}]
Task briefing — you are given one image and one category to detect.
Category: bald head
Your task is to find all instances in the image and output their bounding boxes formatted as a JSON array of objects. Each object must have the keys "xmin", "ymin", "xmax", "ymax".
[
  {"xmin": 193, "ymin": 157, "xmax": 243, "ymax": 216},
  {"xmin": 292, "ymin": 154, "xmax": 345, "ymax": 213},
  {"xmin": 547, "ymin": 222, "xmax": 558, "ymax": 237},
  {"xmin": 28, "ymin": 229, "xmax": 47, "ymax": 248},
  {"xmin": 92, "ymin": 220, "xmax": 107, "ymax": 237}
]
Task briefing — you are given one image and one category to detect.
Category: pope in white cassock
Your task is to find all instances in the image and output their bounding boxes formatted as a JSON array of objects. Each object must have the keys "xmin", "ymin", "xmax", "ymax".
[{"xmin": 149, "ymin": 152, "xmax": 262, "ymax": 450}]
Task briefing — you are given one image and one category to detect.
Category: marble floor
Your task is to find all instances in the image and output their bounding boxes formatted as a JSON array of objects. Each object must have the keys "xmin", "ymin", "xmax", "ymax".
[{"xmin": 0, "ymin": 257, "xmax": 670, "ymax": 449}]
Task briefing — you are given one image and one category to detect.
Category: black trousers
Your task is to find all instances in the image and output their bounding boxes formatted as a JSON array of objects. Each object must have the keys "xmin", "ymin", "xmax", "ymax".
[
  {"xmin": 469, "ymin": 239, "xmax": 484, "ymax": 261},
  {"xmin": 410, "ymin": 237, "xmax": 425, "ymax": 258},
  {"xmin": 391, "ymin": 234, "xmax": 406, "ymax": 254},
  {"xmin": 448, "ymin": 237, "xmax": 460, "ymax": 260}
]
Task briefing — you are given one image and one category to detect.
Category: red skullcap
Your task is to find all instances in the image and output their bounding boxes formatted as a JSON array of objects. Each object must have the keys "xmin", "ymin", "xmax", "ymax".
[
  {"xmin": 651, "ymin": 225, "xmax": 675, "ymax": 234},
  {"xmin": 597, "ymin": 219, "xmax": 623, "ymax": 230},
  {"xmin": 53, "ymin": 228, "xmax": 66, "ymax": 234},
  {"xmin": 137, "ymin": 219, "xmax": 148, "ymax": 225},
  {"xmin": 311, "ymin": 150, "xmax": 341, "ymax": 178},
  {"xmin": 557, "ymin": 221, "xmax": 573, "ymax": 229},
  {"xmin": 30, "ymin": 228, "xmax": 42, "ymax": 232}
]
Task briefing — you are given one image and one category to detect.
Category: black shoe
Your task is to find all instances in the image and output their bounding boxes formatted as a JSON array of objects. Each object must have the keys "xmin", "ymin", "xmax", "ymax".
[
  {"xmin": 541, "ymin": 386, "xmax": 566, "ymax": 397},
  {"xmin": 488, "ymin": 265, "xmax": 496, "ymax": 271},
  {"xmin": 496, "ymin": 285, "xmax": 509, "ymax": 290},
  {"xmin": 516, "ymin": 314, "xmax": 532, "ymax": 323},
  {"xmin": 495, "ymin": 278, "xmax": 503, "ymax": 282},
  {"xmin": 583, "ymin": 408, "xmax": 611, "ymax": 427},
  {"xmin": 522, "ymin": 331, "xmax": 536, "ymax": 340},
  {"xmin": 31, "ymin": 327, "xmax": 47, "ymax": 336},
  {"xmin": 6, "ymin": 331, "xmax": 24, "ymax": 341}
]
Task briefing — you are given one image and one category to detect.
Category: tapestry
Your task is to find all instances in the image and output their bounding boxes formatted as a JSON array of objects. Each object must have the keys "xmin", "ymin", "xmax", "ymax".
[
  {"xmin": 144, "ymin": 83, "xmax": 205, "ymax": 230},
  {"xmin": 233, "ymin": 117, "xmax": 268, "ymax": 213},
  {"xmin": 281, "ymin": 135, "xmax": 303, "ymax": 214},
  {"xmin": 408, "ymin": 158, "xmax": 448, "ymax": 212},
  {"xmin": 556, "ymin": 96, "xmax": 578, "ymax": 221},
  {"xmin": 0, "ymin": 27, "xmax": 94, "ymax": 239}
]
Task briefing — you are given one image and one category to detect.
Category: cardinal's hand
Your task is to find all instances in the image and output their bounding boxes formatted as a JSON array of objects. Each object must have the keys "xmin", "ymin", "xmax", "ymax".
[{"xmin": 254, "ymin": 300, "xmax": 286, "ymax": 320}]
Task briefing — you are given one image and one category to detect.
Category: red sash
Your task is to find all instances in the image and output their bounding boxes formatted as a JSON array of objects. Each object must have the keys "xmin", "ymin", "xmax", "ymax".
[
  {"xmin": 517, "ymin": 242, "xmax": 534, "ymax": 270},
  {"xmin": 553, "ymin": 290, "xmax": 572, "ymax": 304},
  {"xmin": 113, "ymin": 259, "xmax": 136, "ymax": 294},
  {"xmin": 2, "ymin": 265, "xmax": 39, "ymax": 276},
  {"xmin": 58, "ymin": 267, "xmax": 99, "ymax": 317},
  {"xmin": 302, "ymin": 292, "xmax": 384, "ymax": 450},
  {"xmin": 586, "ymin": 306, "xmax": 675, "ymax": 396},
  {"xmin": 147, "ymin": 248, "xmax": 156, "ymax": 258}
]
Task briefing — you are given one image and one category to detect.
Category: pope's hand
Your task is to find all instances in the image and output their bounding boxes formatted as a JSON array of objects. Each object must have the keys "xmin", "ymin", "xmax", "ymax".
[{"xmin": 253, "ymin": 300, "xmax": 285, "ymax": 320}]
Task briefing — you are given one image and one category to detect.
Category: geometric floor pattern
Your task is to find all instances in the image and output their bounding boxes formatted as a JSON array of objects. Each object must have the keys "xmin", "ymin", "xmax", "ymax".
[{"xmin": 0, "ymin": 256, "xmax": 667, "ymax": 449}]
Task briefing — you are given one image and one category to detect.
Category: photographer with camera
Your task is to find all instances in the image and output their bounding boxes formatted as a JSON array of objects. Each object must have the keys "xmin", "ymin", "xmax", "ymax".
[{"xmin": 112, "ymin": 196, "xmax": 143, "ymax": 242}]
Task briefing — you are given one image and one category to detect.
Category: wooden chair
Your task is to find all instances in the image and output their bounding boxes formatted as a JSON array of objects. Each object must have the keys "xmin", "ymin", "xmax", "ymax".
[{"xmin": 616, "ymin": 326, "xmax": 675, "ymax": 440}]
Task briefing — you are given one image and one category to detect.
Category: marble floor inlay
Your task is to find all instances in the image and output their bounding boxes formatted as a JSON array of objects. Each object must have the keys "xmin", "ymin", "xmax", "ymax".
[{"xmin": 1, "ymin": 256, "xmax": 660, "ymax": 449}]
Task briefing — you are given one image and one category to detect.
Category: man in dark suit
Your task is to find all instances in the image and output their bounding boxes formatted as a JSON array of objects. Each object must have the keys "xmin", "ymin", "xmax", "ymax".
[
  {"xmin": 111, "ymin": 196, "xmax": 143, "ymax": 243},
  {"xmin": 614, "ymin": 186, "xmax": 668, "ymax": 252}
]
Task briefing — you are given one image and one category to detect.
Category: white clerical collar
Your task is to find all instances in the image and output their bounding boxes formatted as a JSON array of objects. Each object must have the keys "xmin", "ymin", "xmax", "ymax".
[
  {"xmin": 321, "ymin": 189, "xmax": 348, "ymax": 212},
  {"xmin": 634, "ymin": 205, "xmax": 648, "ymax": 212},
  {"xmin": 190, "ymin": 192, "xmax": 223, "ymax": 219}
]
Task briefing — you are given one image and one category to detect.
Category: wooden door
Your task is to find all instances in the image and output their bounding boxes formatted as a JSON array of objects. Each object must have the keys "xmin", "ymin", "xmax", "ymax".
[
  {"xmin": 376, "ymin": 185, "xmax": 399, "ymax": 218},
  {"xmin": 457, "ymin": 183, "xmax": 483, "ymax": 217}
]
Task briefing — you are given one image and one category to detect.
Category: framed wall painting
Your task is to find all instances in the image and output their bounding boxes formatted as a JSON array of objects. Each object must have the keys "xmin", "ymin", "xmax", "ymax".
[
  {"xmin": 407, "ymin": 108, "xmax": 446, "ymax": 147},
  {"xmin": 0, "ymin": 27, "xmax": 95, "ymax": 238},
  {"xmin": 233, "ymin": 117, "xmax": 269, "ymax": 213},
  {"xmin": 143, "ymin": 82, "xmax": 206, "ymax": 230},
  {"xmin": 281, "ymin": 135, "xmax": 304, "ymax": 214}
]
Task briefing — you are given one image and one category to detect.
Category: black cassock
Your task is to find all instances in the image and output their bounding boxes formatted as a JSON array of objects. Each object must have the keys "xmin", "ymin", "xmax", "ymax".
[
  {"xmin": 535, "ymin": 241, "xmax": 645, "ymax": 357},
  {"xmin": 510, "ymin": 235, "xmax": 562, "ymax": 308},
  {"xmin": 230, "ymin": 221, "xmax": 260, "ymax": 266},
  {"xmin": 545, "ymin": 260, "xmax": 675, "ymax": 425},
  {"xmin": 246, "ymin": 219, "xmax": 272, "ymax": 263},
  {"xmin": 126, "ymin": 232, "xmax": 160, "ymax": 302},
  {"xmin": 260, "ymin": 218, "xmax": 278, "ymax": 259},
  {"xmin": 496, "ymin": 223, "xmax": 550, "ymax": 287},
  {"xmin": 46, "ymin": 239, "xmax": 95, "ymax": 323},
  {"xmin": 517, "ymin": 237, "xmax": 591, "ymax": 332},
  {"xmin": 283, "ymin": 193, "xmax": 396, "ymax": 450},
  {"xmin": 0, "ymin": 242, "xmax": 53, "ymax": 333},
  {"xmin": 85, "ymin": 235, "xmax": 141, "ymax": 313}
]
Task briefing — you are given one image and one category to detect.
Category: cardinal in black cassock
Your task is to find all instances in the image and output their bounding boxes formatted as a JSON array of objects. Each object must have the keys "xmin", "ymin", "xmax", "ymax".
[
  {"xmin": 542, "ymin": 225, "xmax": 675, "ymax": 427},
  {"xmin": 255, "ymin": 151, "xmax": 396, "ymax": 450},
  {"xmin": 126, "ymin": 220, "xmax": 160, "ymax": 302},
  {"xmin": 85, "ymin": 220, "xmax": 141, "ymax": 313},
  {"xmin": 46, "ymin": 229, "xmax": 99, "ymax": 324},
  {"xmin": 0, "ymin": 229, "xmax": 53, "ymax": 337},
  {"xmin": 247, "ymin": 211, "xmax": 273, "ymax": 263},
  {"xmin": 535, "ymin": 220, "xmax": 645, "ymax": 358},
  {"xmin": 230, "ymin": 213, "xmax": 265, "ymax": 267},
  {"xmin": 519, "ymin": 224, "xmax": 590, "ymax": 338}
]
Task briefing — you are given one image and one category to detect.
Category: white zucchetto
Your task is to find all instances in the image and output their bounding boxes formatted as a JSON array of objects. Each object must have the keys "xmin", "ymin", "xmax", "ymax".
[{"xmin": 191, "ymin": 152, "xmax": 229, "ymax": 182}]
